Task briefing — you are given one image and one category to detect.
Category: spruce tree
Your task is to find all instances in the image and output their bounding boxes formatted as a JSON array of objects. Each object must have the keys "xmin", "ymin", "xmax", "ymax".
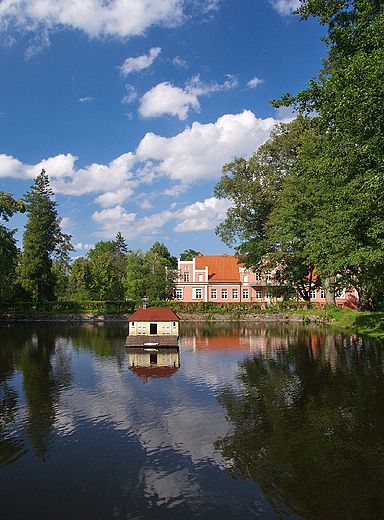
[{"xmin": 18, "ymin": 170, "xmax": 72, "ymax": 302}]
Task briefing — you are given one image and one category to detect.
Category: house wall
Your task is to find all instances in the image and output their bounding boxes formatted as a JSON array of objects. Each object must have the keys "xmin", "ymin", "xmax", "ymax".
[
  {"xmin": 174, "ymin": 256, "xmax": 359, "ymax": 309},
  {"xmin": 127, "ymin": 350, "xmax": 179, "ymax": 367},
  {"xmin": 129, "ymin": 320, "xmax": 179, "ymax": 336}
]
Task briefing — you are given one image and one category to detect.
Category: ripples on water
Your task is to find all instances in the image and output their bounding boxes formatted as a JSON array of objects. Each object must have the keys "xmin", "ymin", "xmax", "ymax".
[{"xmin": 1, "ymin": 322, "xmax": 384, "ymax": 520}]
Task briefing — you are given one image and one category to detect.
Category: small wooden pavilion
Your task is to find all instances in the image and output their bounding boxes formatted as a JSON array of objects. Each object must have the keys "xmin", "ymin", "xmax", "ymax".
[{"xmin": 125, "ymin": 307, "xmax": 180, "ymax": 347}]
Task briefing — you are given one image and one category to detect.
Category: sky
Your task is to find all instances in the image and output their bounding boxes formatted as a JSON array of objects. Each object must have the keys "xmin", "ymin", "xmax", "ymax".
[{"xmin": 0, "ymin": 0, "xmax": 327, "ymax": 259}]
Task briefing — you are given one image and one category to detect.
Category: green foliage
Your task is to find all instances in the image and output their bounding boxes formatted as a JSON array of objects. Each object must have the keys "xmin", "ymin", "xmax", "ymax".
[
  {"xmin": 17, "ymin": 171, "xmax": 73, "ymax": 302},
  {"xmin": 179, "ymin": 249, "xmax": 201, "ymax": 261}
]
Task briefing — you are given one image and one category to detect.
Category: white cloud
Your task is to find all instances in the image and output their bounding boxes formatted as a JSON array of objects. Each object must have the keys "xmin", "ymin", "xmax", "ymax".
[
  {"xmin": 139, "ymin": 81, "xmax": 200, "ymax": 120},
  {"xmin": 247, "ymin": 77, "xmax": 264, "ymax": 88},
  {"xmin": 0, "ymin": 154, "xmax": 26, "ymax": 179},
  {"xmin": 136, "ymin": 110, "xmax": 279, "ymax": 182},
  {"xmin": 78, "ymin": 96, "xmax": 95, "ymax": 103},
  {"xmin": 50, "ymin": 153, "xmax": 136, "ymax": 195},
  {"xmin": 90, "ymin": 196, "xmax": 231, "ymax": 239},
  {"xmin": 94, "ymin": 187, "xmax": 134, "ymax": 208},
  {"xmin": 119, "ymin": 47, "xmax": 161, "ymax": 76},
  {"xmin": 173, "ymin": 197, "xmax": 232, "ymax": 232},
  {"xmin": 139, "ymin": 75, "xmax": 238, "ymax": 120},
  {"xmin": 122, "ymin": 84, "xmax": 138, "ymax": 104},
  {"xmin": 269, "ymin": 0, "xmax": 300, "ymax": 16},
  {"xmin": 172, "ymin": 56, "xmax": 187, "ymax": 68},
  {"xmin": 92, "ymin": 205, "xmax": 137, "ymax": 233},
  {"xmin": 0, "ymin": 0, "xmax": 186, "ymax": 41},
  {"xmin": 74, "ymin": 243, "xmax": 95, "ymax": 251}
]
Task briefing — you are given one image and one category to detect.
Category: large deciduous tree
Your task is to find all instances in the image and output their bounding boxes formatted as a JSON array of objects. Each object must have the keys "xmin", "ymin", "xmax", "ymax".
[{"xmin": 18, "ymin": 170, "xmax": 73, "ymax": 302}]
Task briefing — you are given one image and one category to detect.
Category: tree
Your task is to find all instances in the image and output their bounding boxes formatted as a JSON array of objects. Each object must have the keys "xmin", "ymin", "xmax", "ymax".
[
  {"xmin": 270, "ymin": 1, "xmax": 384, "ymax": 309},
  {"xmin": 17, "ymin": 170, "xmax": 73, "ymax": 302},
  {"xmin": 180, "ymin": 249, "xmax": 201, "ymax": 261},
  {"xmin": 0, "ymin": 192, "xmax": 25, "ymax": 301},
  {"xmin": 124, "ymin": 243, "xmax": 177, "ymax": 301},
  {"xmin": 214, "ymin": 117, "xmax": 320, "ymax": 301}
]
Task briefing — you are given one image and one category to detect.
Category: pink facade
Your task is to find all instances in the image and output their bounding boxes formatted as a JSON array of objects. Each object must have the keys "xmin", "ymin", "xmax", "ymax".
[{"xmin": 174, "ymin": 254, "xmax": 359, "ymax": 309}]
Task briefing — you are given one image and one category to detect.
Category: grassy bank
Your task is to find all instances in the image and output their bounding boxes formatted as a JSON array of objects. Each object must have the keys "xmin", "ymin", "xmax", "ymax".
[{"xmin": 292, "ymin": 307, "xmax": 384, "ymax": 338}]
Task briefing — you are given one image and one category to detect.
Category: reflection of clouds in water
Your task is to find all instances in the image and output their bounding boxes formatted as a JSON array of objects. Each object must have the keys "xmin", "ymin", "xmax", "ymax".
[
  {"xmin": 54, "ymin": 343, "xmax": 235, "ymax": 466},
  {"xmin": 141, "ymin": 467, "xmax": 201, "ymax": 508}
]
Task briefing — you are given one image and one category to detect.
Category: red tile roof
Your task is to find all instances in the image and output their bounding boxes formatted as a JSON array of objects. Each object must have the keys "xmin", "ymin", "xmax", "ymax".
[
  {"xmin": 128, "ymin": 307, "xmax": 180, "ymax": 322},
  {"xmin": 194, "ymin": 254, "xmax": 243, "ymax": 282}
]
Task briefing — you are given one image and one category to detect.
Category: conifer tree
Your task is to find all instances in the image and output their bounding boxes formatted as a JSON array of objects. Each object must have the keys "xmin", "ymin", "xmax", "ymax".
[{"xmin": 18, "ymin": 170, "xmax": 73, "ymax": 302}]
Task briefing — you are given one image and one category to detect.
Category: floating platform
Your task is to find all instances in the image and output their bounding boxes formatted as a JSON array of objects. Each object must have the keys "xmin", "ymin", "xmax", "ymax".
[{"xmin": 125, "ymin": 335, "xmax": 179, "ymax": 347}]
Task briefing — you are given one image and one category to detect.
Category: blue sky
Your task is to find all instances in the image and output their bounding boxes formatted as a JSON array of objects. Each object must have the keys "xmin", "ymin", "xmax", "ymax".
[{"xmin": 0, "ymin": 0, "xmax": 326, "ymax": 258}]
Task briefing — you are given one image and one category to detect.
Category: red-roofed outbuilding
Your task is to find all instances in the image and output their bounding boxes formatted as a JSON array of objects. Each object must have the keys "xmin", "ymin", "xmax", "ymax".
[{"xmin": 126, "ymin": 307, "xmax": 180, "ymax": 347}]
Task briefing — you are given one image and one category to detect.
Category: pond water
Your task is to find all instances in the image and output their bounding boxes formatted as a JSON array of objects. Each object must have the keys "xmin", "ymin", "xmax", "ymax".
[{"xmin": 1, "ymin": 321, "xmax": 384, "ymax": 520}]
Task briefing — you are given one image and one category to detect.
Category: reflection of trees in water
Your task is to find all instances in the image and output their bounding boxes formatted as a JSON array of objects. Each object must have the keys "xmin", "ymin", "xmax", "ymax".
[
  {"xmin": 0, "ymin": 325, "xmax": 74, "ymax": 463},
  {"xmin": 0, "ymin": 322, "xmax": 127, "ymax": 464},
  {"xmin": 215, "ymin": 330, "xmax": 384, "ymax": 520},
  {"xmin": 61, "ymin": 323, "xmax": 128, "ymax": 365}
]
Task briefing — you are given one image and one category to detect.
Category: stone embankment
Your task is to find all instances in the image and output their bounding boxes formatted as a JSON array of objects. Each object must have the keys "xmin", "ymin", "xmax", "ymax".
[{"xmin": 0, "ymin": 312, "xmax": 329, "ymax": 324}]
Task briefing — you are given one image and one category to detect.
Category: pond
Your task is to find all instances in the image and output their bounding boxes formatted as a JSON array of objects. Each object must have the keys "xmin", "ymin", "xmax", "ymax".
[{"xmin": 1, "ymin": 321, "xmax": 384, "ymax": 520}]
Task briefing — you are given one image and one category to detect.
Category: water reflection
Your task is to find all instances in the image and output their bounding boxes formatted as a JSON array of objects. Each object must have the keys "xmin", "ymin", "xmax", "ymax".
[
  {"xmin": 1, "ymin": 321, "xmax": 384, "ymax": 520},
  {"xmin": 127, "ymin": 347, "xmax": 180, "ymax": 381},
  {"xmin": 214, "ymin": 329, "xmax": 384, "ymax": 520}
]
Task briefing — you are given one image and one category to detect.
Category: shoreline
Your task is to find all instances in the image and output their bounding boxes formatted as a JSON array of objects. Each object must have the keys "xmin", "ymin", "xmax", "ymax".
[{"xmin": 0, "ymin": 311, "xmax": 326, "ymax": 325}]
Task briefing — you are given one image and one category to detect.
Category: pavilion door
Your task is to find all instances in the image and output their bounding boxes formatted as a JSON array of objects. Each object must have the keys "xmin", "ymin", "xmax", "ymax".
[{"xmin": 150, "ymin": 323, "xmax": 157, "ymax": 335}]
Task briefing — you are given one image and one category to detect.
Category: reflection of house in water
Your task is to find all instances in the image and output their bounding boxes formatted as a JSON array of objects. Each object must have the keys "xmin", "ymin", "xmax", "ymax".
[
  {"xmin": 127, "ymin": 347, "xmax": 180, "ymax": 381},
  {"xmin": 126, "ymin": 307, "xmax": 180, "ymax": 381},
  {"xmin": 126, "ymin": 307, "xmax": 180, "ymax": 347}
]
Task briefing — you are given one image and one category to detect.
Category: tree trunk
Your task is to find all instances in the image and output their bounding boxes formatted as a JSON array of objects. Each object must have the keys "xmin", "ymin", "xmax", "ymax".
[{"xmin": 323, "ymin": 276, "xmax": 336, "ymax": 306}]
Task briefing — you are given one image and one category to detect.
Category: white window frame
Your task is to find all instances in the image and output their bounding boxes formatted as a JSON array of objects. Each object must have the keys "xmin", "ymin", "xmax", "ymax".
[
  {"xmin": 232, "ymin": 289, "xmax": 238, "ymax": 299},
  {"xmin": 174, "ymin": 288, "xmax": 183, "ymax": 299},
  {"xmin": 184, "ymin": 272, "xmax": 190, "ymax": 282},
  {"xmin": 309, "ymin": 289, "xmax": 317, "ymax": 299},
  {"xmin": 222, "ymin": 289, "xmax": 228, "ymax": 299},
  {"xmin": 255, "ymin": 288, "xmax": 261, "ymax": 299},
  {"xmin": 194, "ymin": 288, "xmax": 202, "ymax": 299},
  {"xmin": 243, "ymin": 288, "xmax": 249, "ymax": 299},
  {"xmin": 211, "ymin": 289, "xmax": 217, "ymax": 299}
]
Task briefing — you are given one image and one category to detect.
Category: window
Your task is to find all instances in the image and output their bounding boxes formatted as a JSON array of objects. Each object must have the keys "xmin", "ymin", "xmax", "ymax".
[
  {"xmin": 266, "ymin": 270, "xmax": 272, "ymax": 282},
  {"xmin": 335, "ymin": 288, "xmax": 345, "ymax": 299},
  {"xmin": 232, "ymin": 289, "xmax": 238, "ymax": 299},
  {"xmin": 244, "ymin": 275, "xmax": 248, "ymax": 283},
  {"xmin": 198, "ymin": 274, "xmax": 203, "ymax": 281},
  {"xmin": 256, "ymin": 288, "xmax": 262, "ymax": 299},
  {"xmin": 243, "ymin": 288, "xmax": 249, "ymax": 299},
  {"xmin": 211, "ymin": 289, "xmax": 217, "ymax": 299},
  {"xmin": 222, "ymin": 289, "xmax": 228, "ymax": 299},
  {"xmin": 173, "ymin": 322, "xmax": 176, "ymax": 327},
  {"xmin": 184, "ymin": 272, "xmax": 190, "ymax": 282},
  {"xmin": 321, "ymin": 289, "xmax": 325, "ymax": 299},
  {"xmin": 131, "ymin": 322, "xmax": 134, "ymax": 326},
  {"xmin": 174, "ymin": 288, "xmax": 183, "ymax": 299},
  {"xmin": 194, "ymin": 288, "xmax": 202, "ymax": 299},
  {"xmin": 309, "ymin": 289, "xmax": 317, "ymax": 299},
  {"xmin": 255, "ymin": 272, "xmax": 262, "ymax": 281}
]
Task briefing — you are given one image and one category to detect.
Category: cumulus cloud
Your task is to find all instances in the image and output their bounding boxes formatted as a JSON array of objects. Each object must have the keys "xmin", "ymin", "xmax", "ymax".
[
  {"xmin": 139, "ymin": 81, "xmax": 200, "ymax": 120},
  {"xmin": 0, "ymin": 0, "xmax": 186, "ymax": 42},
  {"xmin": 50, "ymin": 153, "xmax": 136, "ymax": 195},
  {"xmin": 94, "ymin": 187, "xmax": 135, "ymax": 208},
  {"xmin": 136, "ymin": 110, "xmax": 279, "ymax": 182},
  {"xmin": 119, "ymin": 47, "xmax": 161, "ymax": 76},
  {"xmin": 0, "ymin": 109, "xmax": 284, "ymax": 201},
  {"xmin": 247, "ymin": 77, "xmax": 264, "ymax": 88},
  {"xmin": 139, "ymin": 74, "xmax": 238, "ymax": 120},
  {"xmin": 269, "ymin": 0, "xmax": 300, "ymax": 16},
  {"xmin": 173, "ymin": 197, "xmax": 232, "ymax": 232},
  {"xmin": 91, "ymin": 196, "xmax": 232, "ymax": 239}
]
